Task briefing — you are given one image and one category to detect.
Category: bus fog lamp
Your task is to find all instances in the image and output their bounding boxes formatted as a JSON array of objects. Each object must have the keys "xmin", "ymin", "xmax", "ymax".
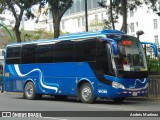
[{"xmin": 112, "ymin": 81, "xmax": 125, "ymax": 89}]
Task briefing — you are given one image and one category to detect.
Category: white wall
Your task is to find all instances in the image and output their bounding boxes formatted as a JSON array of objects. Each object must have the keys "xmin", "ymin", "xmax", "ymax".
[{"xmin": 127, "ymin": 5, "xmax": 160, "ymax": 43}]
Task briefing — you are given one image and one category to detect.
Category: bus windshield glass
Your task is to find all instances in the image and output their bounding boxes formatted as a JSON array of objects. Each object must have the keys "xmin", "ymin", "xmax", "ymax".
[{"xmin": 114, "ymin": 36, "xmax": 147, "ymax": 73}]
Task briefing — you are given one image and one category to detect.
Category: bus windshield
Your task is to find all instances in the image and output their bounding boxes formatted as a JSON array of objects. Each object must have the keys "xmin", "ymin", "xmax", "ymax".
[{"xmin": 113, "ymin": 36, "xmax": 147, "ymax": 73}]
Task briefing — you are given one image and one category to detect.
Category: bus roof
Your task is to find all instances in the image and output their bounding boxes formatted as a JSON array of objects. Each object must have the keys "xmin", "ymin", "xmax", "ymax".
[
  {"xmin": 7, "ymin": 29, "xmax": 125, "ymax": 47},
  {"xmin": 58, "ymin": 29, "xmax": 125, "ymax": 39}
]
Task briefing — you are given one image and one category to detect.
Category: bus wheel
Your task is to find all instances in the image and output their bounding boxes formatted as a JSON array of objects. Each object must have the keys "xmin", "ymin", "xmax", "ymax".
[
  {"xmin": 113, "ymin": 98, "xmax": 125, "ymax": 103},
  {"xmin": 79, "ymin": 83, "xmax": 94, "ymax": 103},
  {"xmin": 24, "ymin": 82, "xmax": 37, "ymax": 100}
]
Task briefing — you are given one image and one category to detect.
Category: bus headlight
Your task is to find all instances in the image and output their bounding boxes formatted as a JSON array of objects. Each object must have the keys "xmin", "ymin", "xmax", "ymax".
[{"xmin": 112, "ymin": 81, "xmax": 125, "ymax": 89}]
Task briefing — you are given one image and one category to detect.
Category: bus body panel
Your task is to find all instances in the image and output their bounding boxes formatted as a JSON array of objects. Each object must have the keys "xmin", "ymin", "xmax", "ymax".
[
  {"xmin": 4, "ymin": 62, "xmax": 98, "ymax": 96},
  {"xmin": 4, "ymin": 62, "xmax": 148, "ymax": 98}
]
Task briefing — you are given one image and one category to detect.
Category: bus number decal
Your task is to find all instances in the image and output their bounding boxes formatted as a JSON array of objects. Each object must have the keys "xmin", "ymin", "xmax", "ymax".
[{"xmin": 98, "ymin": 89, "xmax": 107, "ymax": 94}]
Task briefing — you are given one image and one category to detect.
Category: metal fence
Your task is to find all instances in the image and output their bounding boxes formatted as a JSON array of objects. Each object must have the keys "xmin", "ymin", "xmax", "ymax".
[
  {"xmin": 143, "ymin": 44, "xmax": 160, "ymax": 98},
  {"xmin": 148, "ymin": 75, "xmax": 160, "ymax": 98}
]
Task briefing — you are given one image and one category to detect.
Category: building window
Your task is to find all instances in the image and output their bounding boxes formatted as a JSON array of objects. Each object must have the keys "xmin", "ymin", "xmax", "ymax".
[
  {"xmin": 136, "ymin": 22, "xmax": 138, "ymax": 27},
  {"xmin": 49, "ymin": 24, "xmax": 52, "ymax": 32},
  {"xmin": 87, "ymin": 0, "xmax": 92, "ymax": 10},
  {"xmin": 130, "ymin": 23, "xmax": 134, "ymax": 32},
  {"xmin": 81, "ymin": 0, "xmax": 85, "ymax": 11},
  {"xmin": 130, "ymin": 10, "xmax": 134, "ymax": 17},
  {"xmin": 95, "ymin": 14, "xmax": 98, "ymax": 23},
  {"xmin": 75, "ymin": 0, "xmax": 81, "ymax": 12},
  {"xmin": 70, "ymin": 4, "xmax": 75, "ymax": 13},
  {"xmin": 62, "ymin": 22, "xmax": 65, "ymax": 30},
  {"xmin": 64, "ymin": 0, "xmax": 102, "ymax": 15},
  {"xmin": 78, "ymin": 18, "xmax": 81, "ymax": 28},
  {"xmin": 82, "ymin": 17, "xmax": 85, "ymax": 26},
  {"xmin": 93, "ymin": 0, "xmax": 99, "ymax": 8},
  {"xmin": 101, "ymin": 13, "xmax": 104, "ymax": 22},
  {"xmin": 154, "ymin": 35, "xmax": 159, "ymax": 47},
  {"xmin": 49, "ymin": 10, "xmax": 52, "ymax": 19},
  {"xmin": 153, "ymin": 19, "xmax": 158, "ymax": 29}
]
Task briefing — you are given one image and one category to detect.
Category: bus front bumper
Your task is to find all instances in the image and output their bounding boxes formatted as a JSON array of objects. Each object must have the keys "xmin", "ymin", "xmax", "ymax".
[{"xmin": 109, "ymin": 87, "xmax": 148, "ymax": 98}]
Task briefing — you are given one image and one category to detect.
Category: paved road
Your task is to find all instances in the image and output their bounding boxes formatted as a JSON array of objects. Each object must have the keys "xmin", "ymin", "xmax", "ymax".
[{"xmin": 0, "ymin": 93, "xmax": 160, "ymax": 120}]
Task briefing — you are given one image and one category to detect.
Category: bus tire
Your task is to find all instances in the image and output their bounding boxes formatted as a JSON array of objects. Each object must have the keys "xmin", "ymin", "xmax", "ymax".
[
  {"xmin": 0, "ymin": 85, "xmax": 3, "ymax": 93},
  {"xmin": 24, "ymin": 82, "xmax": 37, "ymax": 100},
  {"xmin": 79, "ymin": 83, "xmax": 95, "ymax": 103},
  {"xmin": 113, "ymin": 98, "xmax": 125, "ymax": 103}
]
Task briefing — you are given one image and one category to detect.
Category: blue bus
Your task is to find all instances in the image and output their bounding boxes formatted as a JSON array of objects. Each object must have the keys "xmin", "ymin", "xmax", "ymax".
[{"xmin": 3, "ymin": 29, "xmax": 157, "ymax": 103}]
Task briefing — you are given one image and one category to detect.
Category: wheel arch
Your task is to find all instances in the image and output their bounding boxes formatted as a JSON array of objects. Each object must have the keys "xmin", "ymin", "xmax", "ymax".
[
  {"xmin": 76, "ymin": 78, "xmax": 94, "ymax": 98},
  {"xmin": 23, "ymin": 79, "xmax": 35, "ymax": 91}
]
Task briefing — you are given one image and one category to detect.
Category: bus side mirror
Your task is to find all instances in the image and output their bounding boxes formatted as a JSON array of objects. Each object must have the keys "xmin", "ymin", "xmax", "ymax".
[
  {"xmin": 110, "ymin": 41, "xmax": 118, "ymax": 55},
  {"xmin": 99, "ymin": 38, "xmax": 118, "ymax": 55}
]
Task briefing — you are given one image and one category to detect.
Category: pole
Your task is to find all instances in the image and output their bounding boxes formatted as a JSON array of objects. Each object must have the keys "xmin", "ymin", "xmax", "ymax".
[
  {"xmin": 0, "ymin": 23, "xmax": 14, "ymax": 43},
  {"xmin": 85, "ymin": 0, "xmax": 88, "ymax": 32}
]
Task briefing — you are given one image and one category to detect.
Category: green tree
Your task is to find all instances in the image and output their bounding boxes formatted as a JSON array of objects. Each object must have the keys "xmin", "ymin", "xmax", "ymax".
[
  {"xmin": 88, "ymin": 19, "xmax": 111, "ymax": 31},
  {"xmin": 46, "ymin": 0, "xmax": 73, "ymax": 38},
  {"xmin": 0, "ymin": 27, "xmax": 12, "ymax": 46},
  {"xmin": 0, "ymin": 0, "xmax": 44, "ymax": 42},
  {"xmin": 21, "ymin": 29, "xmax": 54, "ymax": 41},
  {"xmin": 20, "ymin": 29, "xmax": 69, "ymax": 41},
  {"xmin": 99, "ymin": 0, "xmax": 115, "ymax": 29}
]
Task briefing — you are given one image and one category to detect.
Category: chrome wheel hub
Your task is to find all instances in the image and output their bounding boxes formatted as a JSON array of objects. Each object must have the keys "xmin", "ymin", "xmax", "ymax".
[
  {"xmin": 26, "ymin": 85, "xmax": 33, "ymax": 97},
  {"xmin": 82, "ymin": 86, "xmax": 91, "ymax": 101}
]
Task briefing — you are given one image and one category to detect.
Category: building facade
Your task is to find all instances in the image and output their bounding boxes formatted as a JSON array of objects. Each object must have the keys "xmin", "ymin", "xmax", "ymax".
[
  {"xmin": 33, "ymin": 0, "xmax": 160, "ymax": 45},
  {"xmin": 46, "ymin": 0, "xmax": 106, "ymax": 33},
  {"xmin": 127, "ymin": 3, "xmax": 160, "ymax": 46}
]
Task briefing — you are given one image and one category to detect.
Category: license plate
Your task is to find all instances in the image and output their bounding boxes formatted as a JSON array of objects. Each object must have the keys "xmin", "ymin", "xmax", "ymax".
[{"xmin": 133, "ymin": 92, "xmax": 137, "ymax": 96}]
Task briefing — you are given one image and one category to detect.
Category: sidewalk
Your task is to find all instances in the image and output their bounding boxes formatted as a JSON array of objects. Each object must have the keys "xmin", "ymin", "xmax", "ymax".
[{"xmin": 126, "ymin": 96, "xmax": 160, "ymax": 102}]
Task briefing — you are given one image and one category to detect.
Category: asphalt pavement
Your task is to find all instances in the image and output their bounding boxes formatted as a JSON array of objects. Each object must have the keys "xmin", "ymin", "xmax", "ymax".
[{"xmin": 0, "ymin": 92, "xmax": 160, "ymax": 120}]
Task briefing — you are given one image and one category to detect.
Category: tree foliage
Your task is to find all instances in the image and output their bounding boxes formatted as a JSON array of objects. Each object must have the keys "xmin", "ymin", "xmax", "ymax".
[
  {"xmin": 46, "ymin": 0, "xmax": 73, "ymax": 38},
  {"xmin": 20, "ymin": 29, "xmax": 69, "ymax": 42},
  {"xmin": 0, "ymin": 27, "xmax": 13, "ymax": 47},
  {"xmin": 88, "ymin": 19, "xmax": 112, "ymax": 31},
  {"xmin": 146, "ymin": 55, "xmax": 160, "ymax": 74},
  {"xmin": 0, "ymin": 0, "xmax": 44, "ymax": 42}
]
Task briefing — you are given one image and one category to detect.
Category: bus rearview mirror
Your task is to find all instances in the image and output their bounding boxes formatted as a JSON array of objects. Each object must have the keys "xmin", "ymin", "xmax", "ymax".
[{"xmin": 99, "ymin": 38, "xmax": 118, "ymax": 55}]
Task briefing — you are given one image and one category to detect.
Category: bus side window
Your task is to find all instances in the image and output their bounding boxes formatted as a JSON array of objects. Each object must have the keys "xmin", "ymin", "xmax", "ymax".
[
  {"xmin": 97, "ymin": 41, "xmax": 106, "ymax": 51},
  {"xmin": 54, "ymin": 41, "xmax": 74, "ymax": 62},
  {"xmin": 37, "ymin": 44, "xmax": 54, "ymax": 63},
  {"xmin": 74, "ymin": 39, "xmax": 96, "ymax": 62},
  {"xmin": 21, "ymin": 44, "xmax": 37, "ymax": 64},
  {"xmin": 96, "ymin": 42, "xmax": 110, "ymax": 75},
  {"xmin": 96, "ymin": 50, "xmax": 109, "ymax": 75},
  {"xmin": 6, "ymin": 46, "xmax": 21, "ymax": 64}
]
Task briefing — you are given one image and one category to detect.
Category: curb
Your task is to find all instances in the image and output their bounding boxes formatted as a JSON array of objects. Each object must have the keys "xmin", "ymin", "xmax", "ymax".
[
  {"xmin": 126, "ymin": 97, "xmax": 160, "ymax": 101},
  {"xmin": 1, "ymin": 92, "xmax": 160, "ymax": 102}
]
